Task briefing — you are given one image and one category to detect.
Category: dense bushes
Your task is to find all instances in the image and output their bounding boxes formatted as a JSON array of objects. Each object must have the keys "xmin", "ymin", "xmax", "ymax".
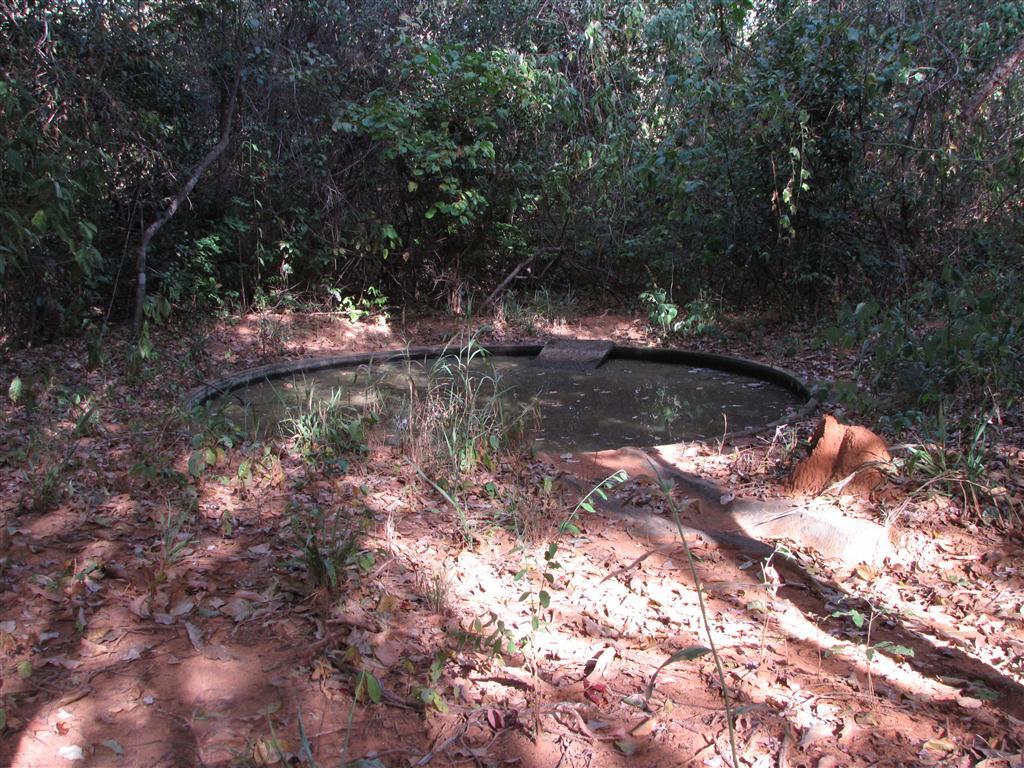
[
  {"xmin": 2, "ymin": 0, "xmax": 1022, "ymax": 362},
  {"xmin": 826, "ymin": 258, "xmax": 1024, "ymax": 415}
]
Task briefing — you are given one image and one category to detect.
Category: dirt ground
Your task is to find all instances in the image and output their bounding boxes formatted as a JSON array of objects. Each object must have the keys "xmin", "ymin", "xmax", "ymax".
[{"xmin": 1, "ymin": 309, "xmax": 1022, "ymax": 767}]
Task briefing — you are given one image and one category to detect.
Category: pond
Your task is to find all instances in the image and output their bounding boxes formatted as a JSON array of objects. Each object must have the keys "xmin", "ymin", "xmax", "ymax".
[{"xmin": 210, "ymin": 351, "xmax": 805, "ymax": 452}]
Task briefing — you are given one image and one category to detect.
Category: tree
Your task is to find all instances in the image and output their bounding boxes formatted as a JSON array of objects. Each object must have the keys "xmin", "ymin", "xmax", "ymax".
[{"xmin": 132, "ymin": 67, "xmax": 241, "ymax": 337}]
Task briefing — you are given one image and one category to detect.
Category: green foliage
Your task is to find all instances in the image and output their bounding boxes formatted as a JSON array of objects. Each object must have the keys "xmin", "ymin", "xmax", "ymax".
[
  {"xmin": 640, "ymin": 287, "xmax": 719, "ymax": 339},
  {"xmin": 329, "ymin": 285, "xmax": 389, "ymax": 323},
  {"xmin": 0, "ymin": 69, "xmax": 104, "ymax": 340},
  {"xmin": 825, "ymin": 262, "xmax": 1023, "ymax": 414},
  {"xmin": 333, "ymin": 37, "xmax": 566, "ymax": 283},
  {"xmin": 0, "ymin": 0, "xmax": 1021, "ymax": 419}
]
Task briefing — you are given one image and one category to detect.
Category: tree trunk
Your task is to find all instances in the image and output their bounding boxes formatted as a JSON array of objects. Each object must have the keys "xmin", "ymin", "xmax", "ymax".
[
  {"xmin": 963, "ymin": 36, "xmax": 1024, "ymax": 120},
  {"xmin": 132, "ymin": 70, "xmax": 242, "ymax": 337}
]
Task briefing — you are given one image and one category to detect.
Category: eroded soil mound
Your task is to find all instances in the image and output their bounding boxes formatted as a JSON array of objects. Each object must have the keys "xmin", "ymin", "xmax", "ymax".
[{"xmin": 790, "ymin": 414, "xmax": 892, "ymax": 497}]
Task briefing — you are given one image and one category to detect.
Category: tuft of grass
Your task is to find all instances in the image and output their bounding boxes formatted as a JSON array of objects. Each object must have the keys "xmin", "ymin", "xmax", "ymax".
[
  {"xmin": 495, "ymin": 287, "xmax": 576, "ymax": 333},
  {"xmin": 900, "ymin": 406, "xmax": 1015, "ymax": 523},
  {"xmin": 283, "ymin": 385, "xmax": 379, "ymax": 470},
  {"xmin": 256, "ymin": 312, "xmax": 290, "ymax": 360},
  {"xmin": 418, "ymin": 568, "xmax": 452, "ymax": 614},
  {"xmin": 402, "ymin": 333, "xmax": 538, "ymax": 545},
  {"xmin": 405, "ymin": 332, "xmax": 537, "ymax": 483}
]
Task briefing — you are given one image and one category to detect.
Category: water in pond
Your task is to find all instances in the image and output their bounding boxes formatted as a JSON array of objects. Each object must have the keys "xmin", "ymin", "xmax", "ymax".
[{"xmin": 212, "ymin": 355, "xmax": 803, "ymax": 452}]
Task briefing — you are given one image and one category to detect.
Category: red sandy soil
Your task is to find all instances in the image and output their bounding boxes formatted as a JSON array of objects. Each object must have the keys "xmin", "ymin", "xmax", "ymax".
[{"xmin": 1, "ymin": 309, "xmax": 1022, "ymax": 767}]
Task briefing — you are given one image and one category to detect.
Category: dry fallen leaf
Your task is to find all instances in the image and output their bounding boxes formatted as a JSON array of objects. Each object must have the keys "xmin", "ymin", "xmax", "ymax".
[
  {"xmin": 185, "ymin": 621, "xmax": 204, "ymax": 650},
  {"xmin": 799, "ymin": 721, "xmax": 833, "ymax": 748},
  {"xmin": 373, "ymin": 640, "xmax": 403, "ymax": 668},
  {"xmin": 630, "ymin": 716, "xmax": 658, "ymax": 738},
  {"xmin": 221, "ymin": 597, "xmax": 253, "ymax": 622},
  {"xmin": 854, "ymin": 564, "xmax": 878, "ymax": 581},
  {"xmin": 921, "ymin": 737, "xmax": 957, "ymax": 755}
]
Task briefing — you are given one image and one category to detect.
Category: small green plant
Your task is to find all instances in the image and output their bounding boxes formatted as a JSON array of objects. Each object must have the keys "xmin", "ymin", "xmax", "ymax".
[
  {"xmin": 288, "ymin": 506, "xmax": 373, "ymax": 595},
  {"xmin": 19, "ymin": 427, "xmax": 80, "ymax": 512},
  {"xmin": 452, "ymin": 611, "xmax": 521, "ymax": 659},
  {"xmin": 31, "ymin": 465, "xmax": 65, "ymax": 511},
  {"xmin": 329, "ymin": 285, "xmax": 389, "ymax": 323},
  {"xmin": 640, "ymin": 286, "xmax": 719, "ymax": 338},
  {"xmin": 828, "ymin": 603, "xmax": 914, "ymax": 696},
  {"xmin": 513, "ymin": 541, "xmax": 561, "ymax": 635},
  {"xmin": 353, "ymin": 668, "xmax": 383, "ymax": 704},
  {"xmin": 640, "ymin": 286, "xmax": 680, "ymax": 335},
  {"xmin": 235, "ymin": 442, "xmax": 283, "ymax": 490},
  {"xmin": 7, "ymin": 375, "xmax": 37, "ymax": 410},
  {"xmin": 676, "ymin": 291, "xmax": 720, "ymax": 336},
  {"xmin": 187, "ymin": 406, "xmax": 245, "ymax": 479},
  {"xmin": 413, "ymin": 651, "xmax": 450, "ymax": 713},
  {"xmin": 152, "ymin": 508, "xmax": 194, "ymax": 591}
]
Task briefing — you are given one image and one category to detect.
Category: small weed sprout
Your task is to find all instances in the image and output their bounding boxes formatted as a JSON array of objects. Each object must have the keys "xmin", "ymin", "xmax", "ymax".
[
  {"xmin": 828, "ymin": 602, "xmax": 914, "ymax": 696},
  {"xmin": 413, "ymin": 651, "xmax": 451, "ymax": 712}
]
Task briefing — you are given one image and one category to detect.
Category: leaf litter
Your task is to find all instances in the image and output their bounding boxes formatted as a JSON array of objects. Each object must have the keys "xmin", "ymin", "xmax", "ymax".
[{"xmin": 0, "ymin": 311, "xmax": 1021, "ymax": 766}]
